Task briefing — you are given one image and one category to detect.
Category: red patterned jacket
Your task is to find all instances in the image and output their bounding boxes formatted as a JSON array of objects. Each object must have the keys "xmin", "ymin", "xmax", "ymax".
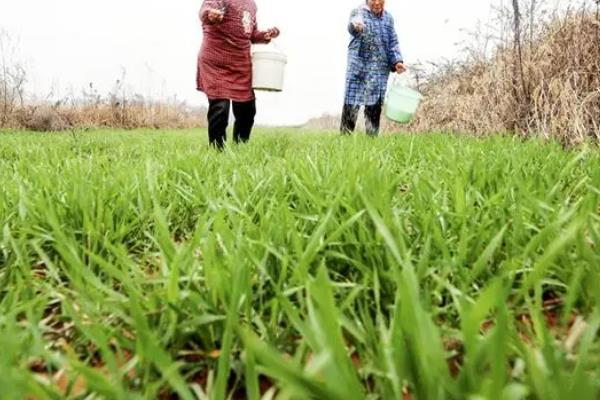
[{"xmin": 196, "ymin": 0, "xmax": 270, "ymax": 102}]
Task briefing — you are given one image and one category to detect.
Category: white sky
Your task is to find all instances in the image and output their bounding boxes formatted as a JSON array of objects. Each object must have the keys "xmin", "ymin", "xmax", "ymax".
[{"xmin": 0, "ymin": 0, "xmax": 498, "ymax": 126}]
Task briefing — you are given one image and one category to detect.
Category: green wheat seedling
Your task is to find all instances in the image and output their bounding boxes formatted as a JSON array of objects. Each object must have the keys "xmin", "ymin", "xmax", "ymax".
[{"xmin": 0, "ymin": 129, "xmax": 599, "ymax": 399}]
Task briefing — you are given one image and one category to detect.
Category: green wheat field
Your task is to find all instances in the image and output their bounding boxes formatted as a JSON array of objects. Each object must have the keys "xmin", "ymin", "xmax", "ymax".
[{"xmin": 1, "ymin": 129, "xmax": 599, "ymax": 400}]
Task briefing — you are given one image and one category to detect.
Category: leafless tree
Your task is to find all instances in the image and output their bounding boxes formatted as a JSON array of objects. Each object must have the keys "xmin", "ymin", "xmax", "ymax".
[
  {"xmin": 511, "ymin": 0, "xmax": 531, "ymax": 108},
  {"xmin": 0, "ymin": 30, "xmax": 27, "ymax": 127}
]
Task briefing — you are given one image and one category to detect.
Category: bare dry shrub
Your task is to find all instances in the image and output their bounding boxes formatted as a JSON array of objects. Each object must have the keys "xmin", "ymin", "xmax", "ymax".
[
  {"xmin": 399, "ymin": 4, "xmax": 600, "ymax": 145},
  {"xmin": 7, "ymin": 99, "xmax": 207, "ymax": 132},
  {"xmin": 2, "ymin": 79, "xmax": 207, "ymax": 131},
  {"xmin": 37, "ymin": 76, "xmax": 210, "ymax": 130},
  {"xmin": 54, "ymin": 100, "xmax": 207, "ymax": 130},
  {"xmin": 18, "ymin": 106, "xmax": 70, "ymax": 132},
  {"xmin": 0, "ymin": 50, "xmax": 208, "ymax": 132},
  {"xmin": 302, "ymin": 113, "xmax": 340, "ymax": 131}
]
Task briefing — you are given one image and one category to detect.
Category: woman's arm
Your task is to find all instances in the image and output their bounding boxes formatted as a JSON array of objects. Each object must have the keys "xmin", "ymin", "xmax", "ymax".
[
  {"xmin": 385, "ymin": 14, "xmax": 404, "ymax": 71},
  {"xmin": 251, "ymin": 14, "xmax": 280, "ymax": 44},
  {"xmin": 250, "ymin": 11, "xmax": 268, "ymax": 43},
  {"xmin": 251, "ymin": 27, "xmax": 270, "ymax": 44},
  {"xmin": 348, "ymin": 8, "xmax": 364, "ymax": 36}
]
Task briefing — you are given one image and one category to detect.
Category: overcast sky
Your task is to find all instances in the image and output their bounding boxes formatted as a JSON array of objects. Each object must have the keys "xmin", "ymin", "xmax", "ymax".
[{"xmin": 0, "ymin": 0, "xmax": 500, "ymax": 125}]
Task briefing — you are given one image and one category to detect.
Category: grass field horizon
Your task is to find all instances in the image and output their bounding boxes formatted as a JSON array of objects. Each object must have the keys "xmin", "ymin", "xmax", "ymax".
[{"xmin": 1, "ymin": 129, "xmax": 599, "ymax": 399}]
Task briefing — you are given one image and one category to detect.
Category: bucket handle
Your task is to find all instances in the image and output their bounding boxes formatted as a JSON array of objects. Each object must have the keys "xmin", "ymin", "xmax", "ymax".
[
  {"xmin": 252, "ymin": 37, "xmax": 283, "ymax": 56},
  {"xmin": 386, "ymin": 72, "xmax": 403, "ymax": 102},
  {"xmin": 268, "ymin": 38, "xmax": 284, "ymax": 52},
  {"xmin": 391, "ymin": 70, "xmax": 405, "ymax": 87}
]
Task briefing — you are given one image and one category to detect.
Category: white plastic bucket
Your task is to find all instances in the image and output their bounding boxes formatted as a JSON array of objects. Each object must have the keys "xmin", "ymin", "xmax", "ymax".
[{"xmin": 252, "ymin": 46, "xmax": 287, "ymax": 92}]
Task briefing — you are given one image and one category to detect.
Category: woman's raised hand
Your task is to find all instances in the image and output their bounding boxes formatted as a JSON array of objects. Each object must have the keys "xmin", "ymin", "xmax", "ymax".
[
  {"xmin": 352, "ymin": 20, "xmax": 365, "ymax": 32},
  {"xmin": 264, "ymin": 27, "xmax": 281, "ymax": 40}
]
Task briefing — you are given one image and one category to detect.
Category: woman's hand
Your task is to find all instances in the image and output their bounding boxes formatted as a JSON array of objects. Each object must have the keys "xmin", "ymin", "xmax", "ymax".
[
  {"xmin": 395, "ymin": 62, "xmax": 406, "ymax": 74},
  {"xmin": 206, "ymin": 8, "xmax": 224, "ymax": 23},
  {"xmin": 265, "ymin": 27, "xmax": 280, "ymax": 40},
  {"xmin": 352, "ymin": 21, "xmax": 365, "ymax": 33}
]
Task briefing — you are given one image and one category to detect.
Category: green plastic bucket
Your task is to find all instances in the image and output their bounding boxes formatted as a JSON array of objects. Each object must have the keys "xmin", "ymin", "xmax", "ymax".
[{"xmin": 384, "ymin": 85, "xmax": 423, "ymax": 124}]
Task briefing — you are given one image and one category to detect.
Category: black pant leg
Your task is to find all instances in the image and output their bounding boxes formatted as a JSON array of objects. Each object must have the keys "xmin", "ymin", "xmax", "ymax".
[
  {"xmin": 340, "ymin": 104, "xmax": 360, "ymax": 135},
  {"xmin": 364, "ymin": 101, "xmax": 383, "ymax": 136},
  {"xmin": 208, "ymin": 99, "xmax": 231, "ymax": 149},
  {"xmin": 232, "ymin": 99, "xmax": 256, "ymax": 143}
]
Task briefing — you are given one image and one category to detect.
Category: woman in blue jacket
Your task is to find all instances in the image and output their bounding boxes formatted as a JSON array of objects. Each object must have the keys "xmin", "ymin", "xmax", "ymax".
[{"xmin": 341, "ymin": 0, "xmax": 405, "ymax": 136}]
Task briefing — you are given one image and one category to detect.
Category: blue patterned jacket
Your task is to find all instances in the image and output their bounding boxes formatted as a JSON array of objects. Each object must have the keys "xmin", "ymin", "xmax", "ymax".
[{"xmin": 344, "ymin": 5, "xmax": 403, "ymax": 106}]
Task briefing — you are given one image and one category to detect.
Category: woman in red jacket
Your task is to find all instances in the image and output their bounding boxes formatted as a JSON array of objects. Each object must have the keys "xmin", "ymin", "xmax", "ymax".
[{"xmin": 197, "ymin": 0, "xmax": 280, "ymax": 149}]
